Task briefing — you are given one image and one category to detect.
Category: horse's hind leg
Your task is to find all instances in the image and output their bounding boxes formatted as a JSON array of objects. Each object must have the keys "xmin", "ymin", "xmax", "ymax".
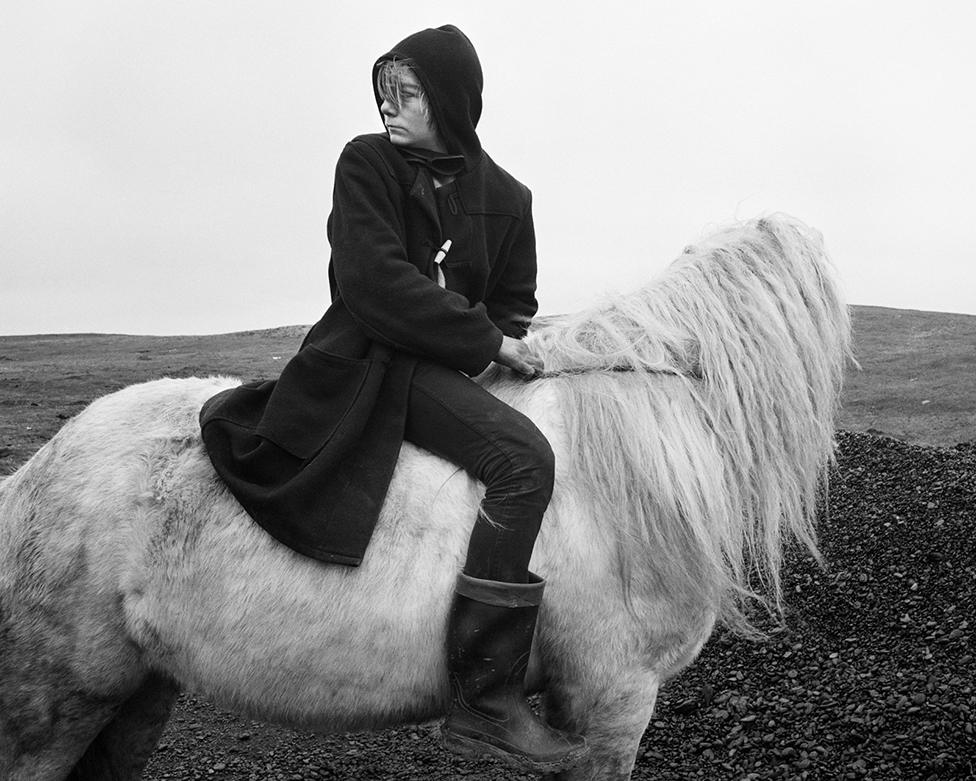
[
  {"xmin": 0, "ymin": 684, "xmax": 129, "ymax": 781},
  {"xmin": 66, "ymin": 673, "xmax": 180, "ymax": 781}
]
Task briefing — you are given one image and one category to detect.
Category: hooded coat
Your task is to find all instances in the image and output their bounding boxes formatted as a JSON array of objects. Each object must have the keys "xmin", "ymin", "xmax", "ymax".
[{"xmin": 199, "ymin": 25, "xmax": 538, "ymax": 565}]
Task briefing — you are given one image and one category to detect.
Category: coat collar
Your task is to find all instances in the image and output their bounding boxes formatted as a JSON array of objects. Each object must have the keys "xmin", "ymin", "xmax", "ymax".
[{"xmin": 352, "ymin": 133, "xmax": 522, "ymax": 220}]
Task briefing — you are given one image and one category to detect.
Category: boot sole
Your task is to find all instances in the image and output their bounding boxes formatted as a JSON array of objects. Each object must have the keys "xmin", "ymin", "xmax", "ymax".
[{"xmin": 440, "ymin": 728, "xmax": 589, "ymax": 773}]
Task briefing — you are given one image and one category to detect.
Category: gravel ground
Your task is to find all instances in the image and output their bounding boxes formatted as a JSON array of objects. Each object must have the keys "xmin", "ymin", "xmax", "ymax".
[{"xmin": 144, "ymin": 431, "xmax": 975, "ymax": 780}]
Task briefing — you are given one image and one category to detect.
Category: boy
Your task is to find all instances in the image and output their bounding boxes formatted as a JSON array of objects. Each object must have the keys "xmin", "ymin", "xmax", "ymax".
[{"xmin": 201, "ymin": 25, "xmax": 587, "ymax": 772}]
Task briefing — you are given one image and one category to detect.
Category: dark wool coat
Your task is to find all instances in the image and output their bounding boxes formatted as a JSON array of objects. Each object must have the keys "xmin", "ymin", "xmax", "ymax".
[{"xmin": 199, "ymin": 132, "xmax": 537, "ymax": 565}]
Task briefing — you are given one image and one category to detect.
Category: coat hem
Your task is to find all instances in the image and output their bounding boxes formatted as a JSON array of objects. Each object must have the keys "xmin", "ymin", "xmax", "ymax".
[{"xmin": 251, "ymin": 516, "xmax": 365, "ymax": 566}]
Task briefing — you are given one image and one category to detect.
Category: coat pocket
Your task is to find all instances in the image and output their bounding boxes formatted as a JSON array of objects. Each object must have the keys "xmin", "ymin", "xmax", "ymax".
[{"xmin": 255, "ymin": 345, "xmax": 382, "ymax": 460}]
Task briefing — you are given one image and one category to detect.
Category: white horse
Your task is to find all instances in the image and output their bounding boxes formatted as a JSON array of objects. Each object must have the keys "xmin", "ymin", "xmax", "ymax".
[{"xmin": 0, "ymin": 215, "xmax": 851, "ymax": 780}]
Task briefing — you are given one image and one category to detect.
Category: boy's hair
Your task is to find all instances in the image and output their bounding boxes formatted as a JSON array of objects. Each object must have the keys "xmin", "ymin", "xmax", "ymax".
[{"xmin": 376, "ymin": 58, "xmax": 434, "ymax": 127}]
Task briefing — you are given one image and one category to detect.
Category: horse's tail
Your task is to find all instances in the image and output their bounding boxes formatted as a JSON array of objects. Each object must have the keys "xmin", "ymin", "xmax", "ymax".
[{"xmin": 531, "ymin": 215, "xmax": 852, "ymax": 631}]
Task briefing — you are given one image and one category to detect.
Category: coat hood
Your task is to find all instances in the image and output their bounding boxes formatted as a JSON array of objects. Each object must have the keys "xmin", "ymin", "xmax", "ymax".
[{"xmin": 373, "ymin": 25, "xmax": 483, "ymax": 169}]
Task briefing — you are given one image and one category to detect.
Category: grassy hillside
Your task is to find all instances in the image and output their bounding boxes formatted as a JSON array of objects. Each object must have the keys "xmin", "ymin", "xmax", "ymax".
[
  {"xmin": 838, "ymin": 306, "xmax": 976, "ymax": 446},
  {"xmin": 1, "ymin": 305, "xmax": 973, "ymax": 474}
]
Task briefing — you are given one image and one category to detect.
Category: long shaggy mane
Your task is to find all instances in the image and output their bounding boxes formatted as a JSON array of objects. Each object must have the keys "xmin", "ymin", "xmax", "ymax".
[{"xmin": 516, "ymin": 215, "xmax": 852, "ymax": 630}]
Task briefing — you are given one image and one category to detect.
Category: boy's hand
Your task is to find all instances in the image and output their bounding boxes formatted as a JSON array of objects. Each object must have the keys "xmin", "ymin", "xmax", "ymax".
[{"xmin": 495, "ymin": 336, "xmax": 544, "ymax": 378}]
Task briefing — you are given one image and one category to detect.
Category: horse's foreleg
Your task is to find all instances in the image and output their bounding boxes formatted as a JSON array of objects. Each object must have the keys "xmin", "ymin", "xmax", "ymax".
[
  {"xmin": 66, "ymin": 673, "xmax": 180, "ymax": 781},
  {"xmin": 542, "ymin": 667, "xmax": 660, "ymax": 781}
]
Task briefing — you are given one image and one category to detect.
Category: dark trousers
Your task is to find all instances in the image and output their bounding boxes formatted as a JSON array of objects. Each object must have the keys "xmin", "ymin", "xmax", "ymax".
[{"xmin": 404, "ymin": 360, "xmax": 555, "ymax": 583}]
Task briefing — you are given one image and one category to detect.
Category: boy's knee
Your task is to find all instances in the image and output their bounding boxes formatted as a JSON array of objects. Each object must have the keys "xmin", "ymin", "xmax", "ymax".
[
  {"xmin": 516, "ymin": 429, "xmax": 555, "ymax": 495},
  {"xmin": 536, "ymin": 436, "xmax": 556, "ymax": 486}
]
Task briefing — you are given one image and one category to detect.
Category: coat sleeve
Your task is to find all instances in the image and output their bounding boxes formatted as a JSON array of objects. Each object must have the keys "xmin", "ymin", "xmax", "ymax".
[
  {"xmin": 485, "ymin": 192, "xmax": 539, "ymax": 339},
  {"xmin": 329, "ymin": 141, "xmax": 504, "ymax": 376}
]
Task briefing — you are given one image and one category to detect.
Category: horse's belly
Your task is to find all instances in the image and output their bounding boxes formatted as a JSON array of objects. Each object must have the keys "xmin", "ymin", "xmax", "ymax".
[{"xmin": 123, "ymin": 446, "xmax": 477, "ymax": 731}]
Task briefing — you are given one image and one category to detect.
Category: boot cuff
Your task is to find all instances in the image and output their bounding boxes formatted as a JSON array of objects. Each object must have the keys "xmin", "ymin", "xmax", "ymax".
[{"xmin": 455, "ymin": 572, "xmax": 544, "ymax": 607}]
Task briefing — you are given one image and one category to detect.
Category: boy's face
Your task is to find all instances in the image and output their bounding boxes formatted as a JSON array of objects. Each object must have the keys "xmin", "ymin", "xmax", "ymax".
[{"xmin": 380, "ymin": 71, "xmax": 445, "ymax": 152}]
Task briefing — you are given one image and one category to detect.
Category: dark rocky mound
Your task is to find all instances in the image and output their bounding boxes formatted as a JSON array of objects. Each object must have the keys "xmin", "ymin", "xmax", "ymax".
[
  {"xmin": 639, "ymin": 431, "xmax": 975, "ymax": 780},
  {"xmin": 146, "ymin": 432, "xmax": 975, "ymax": 780}
]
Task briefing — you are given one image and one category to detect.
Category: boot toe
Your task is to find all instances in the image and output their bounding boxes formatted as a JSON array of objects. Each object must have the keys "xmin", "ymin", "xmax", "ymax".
[{"xmin": 441, "ymin": 709, "xmax": 589, "ymax": 773}]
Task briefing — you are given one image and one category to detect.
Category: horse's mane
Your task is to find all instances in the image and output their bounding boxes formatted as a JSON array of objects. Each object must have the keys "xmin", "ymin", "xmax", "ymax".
[{"xmin": 494, "ymin": 215, "xmax": 852, "ymax": 632}]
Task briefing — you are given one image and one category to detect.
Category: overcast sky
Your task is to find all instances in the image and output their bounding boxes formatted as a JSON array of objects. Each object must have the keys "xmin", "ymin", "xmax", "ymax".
[{"xmin": 2, "ymin": 1, "xmax": 974, "ymax": 335}]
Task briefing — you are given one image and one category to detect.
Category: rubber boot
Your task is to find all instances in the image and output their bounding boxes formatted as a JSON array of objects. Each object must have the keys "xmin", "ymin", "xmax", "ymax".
[{"xmin": 440, "ymin": 572, "xmax": 589, "ymax": 773}]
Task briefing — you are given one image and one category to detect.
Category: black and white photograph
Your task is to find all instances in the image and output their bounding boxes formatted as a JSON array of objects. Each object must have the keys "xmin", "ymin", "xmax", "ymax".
[{"xmin": 2, "ymin": 2, "xmax": 973, "ymax": 779}]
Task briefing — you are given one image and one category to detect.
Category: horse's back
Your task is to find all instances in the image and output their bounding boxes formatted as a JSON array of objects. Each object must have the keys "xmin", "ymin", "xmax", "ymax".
[
  {"xmin": 1, "ymin": 374, "xmax": 610, "ymax": 734},
  {"xmin": 0, "ymin": 376, "xmax": 239, "ymax": 652}
]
